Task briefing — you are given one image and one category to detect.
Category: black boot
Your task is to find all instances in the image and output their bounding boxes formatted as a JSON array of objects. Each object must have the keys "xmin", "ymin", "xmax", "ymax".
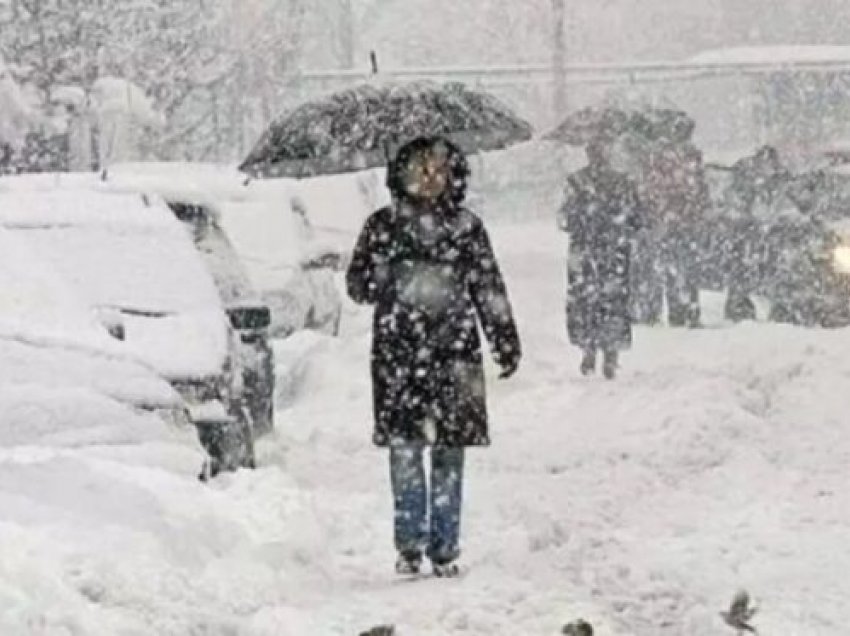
[
  {"xmin": 725, "ymin": 291, "xmax": 756, "ymax": 322},
  {"xmin": 602, "ymin": 350, "xmax": 618, "ymax": 380},
  {"xmin": 395, "ymin": 550, "xmax": 422, "ymax": 576},
  {"xmin": 431, "ymin": 556, "xmax": 461, "ymax": 578},
  {"xmin": 580, "ymin": 349, "xmax": 597, "ymax": 376}
]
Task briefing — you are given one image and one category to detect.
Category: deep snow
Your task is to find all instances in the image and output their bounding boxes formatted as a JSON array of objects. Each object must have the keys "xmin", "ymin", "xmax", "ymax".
[{"xmin": 3, "ymin": 215, "xmax": 850, "ymax": 635}]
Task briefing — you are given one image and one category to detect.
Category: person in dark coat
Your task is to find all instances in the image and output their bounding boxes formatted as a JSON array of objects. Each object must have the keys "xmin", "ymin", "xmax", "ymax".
[
  {"xmin": 633, "ymin": 139, "xmax": 710, "ymax": 327},
  {"xmin": 723, "ymin": 146, "xmax": 791, "ymax": 321},
  {"xmin": 557, "ymin": 139, "xmax": 645, "ymax": 379},
  {"xmin": 346, "ymin": 136, "xmax": 521, "ymax": 577}
]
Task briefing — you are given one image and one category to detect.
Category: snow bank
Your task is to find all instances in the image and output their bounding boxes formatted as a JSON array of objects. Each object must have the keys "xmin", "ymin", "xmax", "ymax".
[
  {"xmin": 0, "ymin": 337, "xmax": 178, "ymax": 413},
  {"xmin": 0, "ymin": 386, "xmax": 174, "ymax": 448},
  {"xmin": 0, "ymin": 444, "xmax": 328, "ymax": 634}
]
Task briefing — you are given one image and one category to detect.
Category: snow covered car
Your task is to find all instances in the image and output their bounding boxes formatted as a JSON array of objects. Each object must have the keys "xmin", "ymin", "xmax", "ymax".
[
  {"xmin": 103, "ymin": 162, "xmax": 346, "ymax": 339},
  {"xmin": 0, "ymin": 182, "xmax": 273, "ymax": 476},
  {"xmin": 0, "ymin": 222, "xmax": 182, "ymax": 447}
]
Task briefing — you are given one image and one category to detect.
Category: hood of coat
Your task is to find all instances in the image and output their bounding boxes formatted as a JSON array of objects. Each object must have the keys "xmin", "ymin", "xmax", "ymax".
[{"xmin": 386, "ymin": 136, "xmax": 470, "ymax": 209}]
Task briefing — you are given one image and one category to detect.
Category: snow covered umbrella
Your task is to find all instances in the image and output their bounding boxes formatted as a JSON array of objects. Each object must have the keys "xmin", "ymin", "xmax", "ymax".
[
  {"xmin": 238, "ymin": 81, "xmax": 533, "ymax": 179},
  {"xmin": 630, "ymin": 107, "xmax": 695, "ymax": 144},
  {"xmin": 545, "ymin": 105, "xmax": 694, "ymax": 147},
  {"xmin": 543, "ymin": 106, "xmax": 633, "ymax": 146}
]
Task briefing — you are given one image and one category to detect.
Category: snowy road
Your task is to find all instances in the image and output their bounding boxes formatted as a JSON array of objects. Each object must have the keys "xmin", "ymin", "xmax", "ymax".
[{"xmin": 3, "ymin": 220, "xmax": 850, "ymax": 635}]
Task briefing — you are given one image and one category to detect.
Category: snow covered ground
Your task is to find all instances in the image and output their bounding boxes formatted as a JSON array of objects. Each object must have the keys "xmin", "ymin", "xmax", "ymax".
[{"xmin": 3, "ymin": 212, "xmax": 850, "ymax": 634}]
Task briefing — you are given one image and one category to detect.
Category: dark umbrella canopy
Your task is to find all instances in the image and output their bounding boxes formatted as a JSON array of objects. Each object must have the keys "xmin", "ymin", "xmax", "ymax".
[
  {"xmin": 545, "ymin": 105, "xmax": 695, "ymax": 146},
  {"xmin": 543, "ymin": 106, "xmax": 631, "ymax": 145},
  {"xmin": 239, "ymin": 81, "xmax": 533, "ymax": 179},
  {"xmin": 631, "ymin": 108, "xmax": 695, "ymax": 144}
]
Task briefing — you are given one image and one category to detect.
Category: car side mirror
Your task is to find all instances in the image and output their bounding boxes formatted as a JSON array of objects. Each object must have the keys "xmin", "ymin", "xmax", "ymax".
[
  {"xmin": 94, "ymin": 306, "xmax": 126, "ymax": 341},
  {"xmin": 167, "ymin": 201, "xmax": 211, "ymax": 223},
  {"xmin": 300, "ymin": 246, "xmax": 347, "ymax": 271},
  {"xmin": 227, "ymin": 304, "xmax": 271, "ymax": 330}
]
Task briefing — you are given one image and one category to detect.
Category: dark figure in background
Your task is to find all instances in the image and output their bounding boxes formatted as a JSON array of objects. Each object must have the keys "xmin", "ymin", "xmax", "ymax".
[
  {"xmin": 346, "ymin": 136, "xmax": 521, "ymax": 578},
  {"xmin": 723, "ymin": 146, "xmax": 791, "ymax": 322},
  {"xmin": 558, "ymin": 140, "xmax": 645, "ymax": 379},
  {"xmin": 634, "ymin": 140, "xmax": 710, "ymax": 327},
  {"xmin": 0, "ymin": 142, "xmax": 14, "ymax": 175}
]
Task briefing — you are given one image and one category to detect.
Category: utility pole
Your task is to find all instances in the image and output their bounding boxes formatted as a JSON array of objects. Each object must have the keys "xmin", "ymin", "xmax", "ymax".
[
  {"xmin": 552, "ymin": 0, "xmax": 567, "ymax": 118},
  {"xmin": 232, "ymin": 0, "xmax": 247, "ymax": 157},
  {"xmin": 339, "ymin": 0, "xmax": 355, "ymax": 68}
]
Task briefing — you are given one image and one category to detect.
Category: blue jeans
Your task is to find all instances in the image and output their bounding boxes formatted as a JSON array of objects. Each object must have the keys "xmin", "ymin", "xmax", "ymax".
[{"xmin": 389, "ymin": 444, "xmax": 464, "ymax": 564}]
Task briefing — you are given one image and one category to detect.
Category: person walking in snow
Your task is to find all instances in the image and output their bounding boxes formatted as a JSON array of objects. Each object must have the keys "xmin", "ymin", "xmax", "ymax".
[
  {"xmin": 346, "ymin": 136, "xmax": 521, "ymax": 577},
  {"xmin": 557, "ymin": 139, "xmax": 645, "ymax": 379},
  {"xmin": 633, "ymin": 138, "xmax": 709, "ymax": 328},
  {"xmin": 723, "ymin": 145, "xmax": 791, "ymax": 322}
]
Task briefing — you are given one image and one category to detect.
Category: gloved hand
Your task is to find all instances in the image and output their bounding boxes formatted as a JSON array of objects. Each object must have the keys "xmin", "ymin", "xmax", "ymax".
[{"xmin": 498, "ymin": 356, "xmax": 519, "ymax": 379}]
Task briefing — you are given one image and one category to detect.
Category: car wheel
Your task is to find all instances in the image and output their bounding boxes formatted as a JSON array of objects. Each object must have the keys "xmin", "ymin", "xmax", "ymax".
[
  {"xmin": 196, "ymin": 415, "xmax": 253, "ymax": 479},
  {"xmin": 241, "ymin": 349, "xmax": 275, "ymax": 438}
]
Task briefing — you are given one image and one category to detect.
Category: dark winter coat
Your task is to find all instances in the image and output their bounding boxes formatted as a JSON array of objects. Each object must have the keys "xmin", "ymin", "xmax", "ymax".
[
  {"xmin": 641, "ymin": 141, "xmax": 710, "ymax": 230},
  {"xmin": 558, "ymin": 164, "xmax": 644, "ymax": 350},
  {"xmin": 347, "ymin": 202, "xmax": 520, "ymax": 448},
  {"xmin": 723, "ymin": 161, "xmax": 793, "ymax": 296}
]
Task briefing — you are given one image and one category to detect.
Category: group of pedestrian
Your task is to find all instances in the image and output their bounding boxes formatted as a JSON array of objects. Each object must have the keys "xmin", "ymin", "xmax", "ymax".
[{"xmin": 345, "ymin": 121, "xmax": 819, "ymax": 577}]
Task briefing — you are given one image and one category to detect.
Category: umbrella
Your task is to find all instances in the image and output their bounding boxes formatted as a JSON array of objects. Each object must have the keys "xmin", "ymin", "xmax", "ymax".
[
  {"xmin": 545, "ymin": 105, "xmax": 695, "ymax": 146},
  {"xmin": 239, "ymin": 81, "xmax": 533, "ymax": 179},
  {"xmin": 603, "ymin": 91, "xmax": 695, "ymax": 143},
  {"xmin": 543, "ymin": 106, "xmax": 632, "ymax": 146},
  {"xmin": 630, "ymin": 108, "xmax": 695, "ymax": 143}
]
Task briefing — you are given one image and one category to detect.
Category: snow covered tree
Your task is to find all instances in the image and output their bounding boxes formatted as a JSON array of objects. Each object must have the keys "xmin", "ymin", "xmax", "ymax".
[
  {"xmin": 0, "ymin": 0, "xmax": 307, "ymax": 165},
  {"xmin": 0, "ymin": 51, "xmax": 35, "ymax": 171}
]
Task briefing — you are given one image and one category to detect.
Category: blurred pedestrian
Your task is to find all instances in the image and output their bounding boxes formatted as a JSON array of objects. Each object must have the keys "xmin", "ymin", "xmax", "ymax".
[
  {"xmin": 558, "ymin": 139, "xmax": 645, "ymax": 379},
  {"xmin": 633, "ymin": 138, "xmax": 709, "ymax": 327},
  {"xmin": 724, "ymin": 145, "xmax": 791, "ymax": 321}
]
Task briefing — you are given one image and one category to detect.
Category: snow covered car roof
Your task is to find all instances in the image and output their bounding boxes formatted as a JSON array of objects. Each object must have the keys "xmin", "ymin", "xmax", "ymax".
[
  {"xmin": 0, "ymin": 178, "xmax": 181, "ymax": 231},
  {"xmin": 0, "ymin": 180, "xmax": 230, "ymax": 381},
  {"xmin": 102, "ymin": 161, "xmax": 372, "ymax": 288},
  {"xmin": 103, "ymin": 161, "xmax": 249, "ymax": 209}
]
